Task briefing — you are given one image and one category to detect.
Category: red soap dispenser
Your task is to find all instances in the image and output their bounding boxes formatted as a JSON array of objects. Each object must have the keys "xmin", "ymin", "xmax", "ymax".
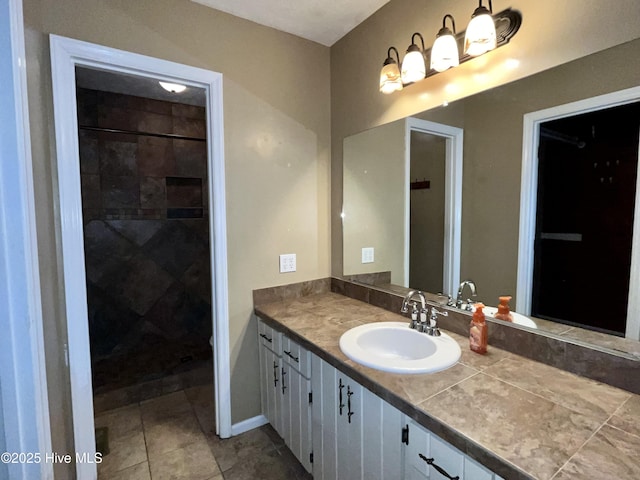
[
  {"xmin": 494, "ymin": 295, "xmax": 514, "ymax": 322},
  {"xmin": 470, "ymin": 303, "xmax": 488, "ymax": 354}
]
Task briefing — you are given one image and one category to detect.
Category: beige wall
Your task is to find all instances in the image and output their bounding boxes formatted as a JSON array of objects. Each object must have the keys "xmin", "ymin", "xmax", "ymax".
[
  {"xmin": 343, "ymin": 120, "xmax": 405, "ymax": 283},
  {"xmin": 331, "ymin": 0, "xmax": 640, "ymax": 277},
  {"xmin": 23, "ymin": 0, "xmax": 330, "ymax": 469}
]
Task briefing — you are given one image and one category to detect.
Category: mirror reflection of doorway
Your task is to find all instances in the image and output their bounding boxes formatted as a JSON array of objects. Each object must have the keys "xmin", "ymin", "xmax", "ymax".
[
  {"xmin": 532, "ymin": 101, "xmax": 640, "ymax": 335},
  {"xmin": 409, "ymin": 131, "xmax": 446, "ymax": 293}
]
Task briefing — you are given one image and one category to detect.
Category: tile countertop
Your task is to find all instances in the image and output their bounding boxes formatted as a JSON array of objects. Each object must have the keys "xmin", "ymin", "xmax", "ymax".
[{"xmin": 254, "ymin": 292, "xmax": 640, "ymax": 480}]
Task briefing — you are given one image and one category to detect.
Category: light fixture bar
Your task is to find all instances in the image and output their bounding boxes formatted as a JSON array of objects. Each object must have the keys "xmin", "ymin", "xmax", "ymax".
[{"xmin": 382, "ymin": 8, "xmax": 522, "ymax": 89}]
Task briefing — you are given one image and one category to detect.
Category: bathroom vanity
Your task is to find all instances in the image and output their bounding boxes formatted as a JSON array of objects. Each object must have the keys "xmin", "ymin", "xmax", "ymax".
[{"xmin": 254, "ymin": 281, "xmax": 640, "ymax": 480}]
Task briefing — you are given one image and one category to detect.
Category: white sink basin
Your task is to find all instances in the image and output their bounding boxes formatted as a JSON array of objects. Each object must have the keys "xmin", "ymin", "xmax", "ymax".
[
  {"xmin": 481, "ymin": 306, "xmax": 538, "ymax": 329},
  {"xmin": 339, "ymin": 322, "xmax": 461, "ymax": 374}
]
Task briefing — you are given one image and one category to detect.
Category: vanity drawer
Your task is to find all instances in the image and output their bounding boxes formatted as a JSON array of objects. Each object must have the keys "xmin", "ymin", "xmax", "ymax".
[
  {"xmin": 258, "ymin": 318, "xmax": 282, "ymax": 354},
  {"xmin": 282, "ymin": 336, "xmax": 311, "ymax": 378}
]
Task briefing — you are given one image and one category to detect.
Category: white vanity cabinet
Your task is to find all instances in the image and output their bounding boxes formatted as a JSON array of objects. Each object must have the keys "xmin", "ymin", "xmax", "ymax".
[
  {"xmin": 403, "ymin": 418, "xmax": 504, "ymax": 480},
  {"xmin": 258, "ymin": 320, "xmax": 283, "ymax": 436},
  {"xmin": 257, "ymin": 318, "xmax": 313, "ymax": 473},
  {"xmin": 311, "ymin": 355, "xmax": 403, "ymax": 480},
  {"xmin": 281, "ymin": 336, "xmax": 313, "ymax": 472},
  {"xmin": 258, "ymin": 317, "xmax": 506, "ymax": 480}
]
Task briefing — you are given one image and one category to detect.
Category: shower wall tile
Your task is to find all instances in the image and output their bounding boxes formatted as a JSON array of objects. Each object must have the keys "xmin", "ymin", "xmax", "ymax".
[
  {"xmin": 101, "ymin": 175, "xmax": 140, "ymax": 209},
  {"xmin": 166, "ymin": 177, "xmax": 202, "ymax": 208},
  {"xmin": 137, "ymin": 111, "xmax": 173, "ymax": 135},
  {"xmin": 84, "ymin": 220, "xmax": 135, "ymax": 284},
  {"xmin": 79, "ymin": 130, "xmax": 99, "ymax": 173},
  {"xmin": 137, "ymin": 136, "xmax": 174, "ymax": 177},
  {"xmin": 173, "ymin": 116, "xmax": 206, "ymax": 138},
  {"xmin": 174, "ymin": 139, "xmax": 207, "ymax": 178},
  {"xmin": 99, "ymin": 139, "xmax": 138, "ymax": 176},
  {"xmin": 140, "ymin": 177, "xmax": 167, "ymax": 209},
  {"xmin": 172, "ymin": 103, "xmax": 205, "ymax": 120},
  {"xmin": 99, "ymin": 253, "xmax": 174, "ymax": 316},
  {"xmin": 144, "ymin": 222, "xmax": 207, "ymax": 277},
  {"xmin": 78, "ymin": 88, "xmax": 211, "ymax": 393},
  {"xmin": 81, "ymin": 174, "xmax": 102, "ymax": 209},
  {"xmin": 98, "ymin": 105, "xmax": 137, "ymax": 131}
]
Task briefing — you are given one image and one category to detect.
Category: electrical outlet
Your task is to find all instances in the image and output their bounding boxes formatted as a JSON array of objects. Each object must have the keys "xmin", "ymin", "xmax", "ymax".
[
  {"xmin": 279, "ymin": 253, "xmax": 296, "ymax": 273},
  {"xmin": 361, "ymin": 247, "xmax": 374, "ymax": 264}
]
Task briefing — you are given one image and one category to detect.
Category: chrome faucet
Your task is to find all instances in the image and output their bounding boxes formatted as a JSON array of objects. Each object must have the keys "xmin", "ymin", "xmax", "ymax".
[
  {"xmin": 401, "ymin": 290, "xmax": 427, "ymax": 329},
  {"xmin": 426, "ymin": 307, "xmax": 448, "ymax": 336},
  {"xmin": 456, "ymin": 280, "xmax": 478, "ymax": 311}
]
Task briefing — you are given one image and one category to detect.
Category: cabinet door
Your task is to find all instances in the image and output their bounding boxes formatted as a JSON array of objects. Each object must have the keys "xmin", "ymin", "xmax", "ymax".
[
  {"xmin": 336, "ymin": 372, "xmax": 363, "ymax": 480},
  {"xmin": 404, "ymin": 418, "xmax": 430, "ymax": 480},
  {"xmin": 262, "ymin": 347, "xmax": 283, "ymax": 437},
  {"xmin": 286, "ymin": 365, "xmax": 313, "ymax": 473},
  {"xmin": 362, "ymin": 389, "xmax": 403, "ymax": 480},
  {"xmin": 311, "ymin": 355, "xmax": 338, "ymax": 480},
  {"xmin": 404, "ymin": 418, "xmax": 499, "ymax": 480}
]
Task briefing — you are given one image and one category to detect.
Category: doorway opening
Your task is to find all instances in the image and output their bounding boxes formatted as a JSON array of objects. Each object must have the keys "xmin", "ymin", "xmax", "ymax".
[
  {"xmin": 518, "ymin": 86, "xmax": 640, "ymax": 340},
  {"xmin": 76, "ymin": 67, "xmax": 214, "ymax": 406},
  {"xmin": 409, "ymin": 131, "xmax": 447, "ymax": 293},
  {"xmin": 404, "ymin": 118, "xmax": 463, "ymax": 297},
  {"xmin": 532, "ymin": 102, "xmax": 640, "ymax": 335},
  {"xmin": 50, "ymin": 35, "xmax": 230, "ymax": 480}
]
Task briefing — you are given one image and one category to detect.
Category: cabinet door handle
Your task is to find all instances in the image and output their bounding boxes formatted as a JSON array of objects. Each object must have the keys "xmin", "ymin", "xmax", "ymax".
[
  {"xmin": 281, "ymin": 367, "xmax": 287, "ymax": 394},
  {"xmin": 338, "ymin": 379, "xmax": 345, "ymax": 415},
  {"xmin": 418, "ymin": 454, "xmax": 460, "ymax": 480},
  {"xmin": 347, "ymin": 386, "xmax": 354, "ymax": 423},
  {"xmin": 273, "ymin": 361, "xmax": 279, "ymax": 388},
  {"xmin": 260, "ymin": 333, "xmax": 273, "ymax": 343},
  {"xmin": 284, "ymin": 350, "xmax": 299, "ymax": 362}
]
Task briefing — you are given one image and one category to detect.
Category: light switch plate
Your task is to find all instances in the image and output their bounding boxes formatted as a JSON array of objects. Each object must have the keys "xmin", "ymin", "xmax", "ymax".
[
  {"xmin": 361, "ymin": 247, "xmax": 374, "ymax": 264},
  {"xmin": 279, "ymin": 253, "xmax": 296, "ymax": 273}
]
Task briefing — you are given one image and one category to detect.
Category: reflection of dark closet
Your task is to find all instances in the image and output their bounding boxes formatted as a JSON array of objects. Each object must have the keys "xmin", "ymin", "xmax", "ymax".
[
  {"xmin": 76, "ymin": 84, "xmax": 213, "ymax": 399},
  {"xmin": 532, "ymin": 101, "xmax": 640, "ymax": 335}
]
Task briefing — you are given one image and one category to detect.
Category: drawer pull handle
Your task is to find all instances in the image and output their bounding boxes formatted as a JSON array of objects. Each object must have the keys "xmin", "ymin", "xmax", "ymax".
[
  {"xmin": 272, "ymin": 361, "xmax": 278, "ymax": 388},
  {"xmin": 260, "ymin": 333, "xmax": 273, "ymax": 343},
  {"xmin": 281, "ymin": 367, "xmax": 287, "ymax": 394},
  {"xmin": 284, "ymin": 350, "xmax": 299, "ymax": 362},
  {"xmin": 418, "ymin": 454, "xmax": 459, "ymax": 480},
  {"xmin": 347, "ymin": 386, "xmax": 354, "ymax": 423},
  {"xmin": 338, "ymin": 379, "xmax": 345, "ymax": 415}
]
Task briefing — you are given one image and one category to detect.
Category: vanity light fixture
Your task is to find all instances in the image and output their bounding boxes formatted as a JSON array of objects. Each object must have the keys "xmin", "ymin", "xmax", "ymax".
[
  {"xmin": 159, "ymin": 81, "xmax": 187, "ymax": 93},
  {"xmin": 378, "ymin": 3, "xmax": 521, "ymax": 94},
  {"xmin": 431, "ymin": 14, "xmax": 459, "ymax": 73},
  {"xmin": 464, "ymin": 0, "xmax": 497, "ymax": 56},
  {"xmin": 379, "ymin": 47, "xmax": 403, "ymax": 94},
  {"xmin": 401, "ymin": 33, "xmax": 427, "ymax": 84}
]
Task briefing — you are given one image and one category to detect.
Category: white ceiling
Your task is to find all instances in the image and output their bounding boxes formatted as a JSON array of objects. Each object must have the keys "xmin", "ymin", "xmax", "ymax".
[{"xmin": 191, "ymin": 0, "xmax": 391, "ymax": 46}]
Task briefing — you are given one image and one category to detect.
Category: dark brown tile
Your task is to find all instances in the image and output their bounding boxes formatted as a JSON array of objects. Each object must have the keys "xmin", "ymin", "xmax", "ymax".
[
  {"xmin": 101, "ymin": 175, "xmax": 140, "ymax": 209},
  {"xmin": 137, "ymin": 111, "xmax": 173, "ymax": 136},
  {"xmin": 173, "ymin": 116, "xmax": 206, "ymax": 138},
  {"xmin": 140, "ymin": 177, "xmax": 166, "ymax": 209},
  {"xmin": 172, "ymin": 103, "xmax": 205, "ymax": 120},
  {"xmin": 137, "ymin": 136, "xmax": 174, "ymax": 177},
  {"xmin": 174, "ymin": 139, "xmax": 207, "ymax": 178},
  {"xmin": 81, "ymin": 174, "xmax": 102, "ymax": 209}
]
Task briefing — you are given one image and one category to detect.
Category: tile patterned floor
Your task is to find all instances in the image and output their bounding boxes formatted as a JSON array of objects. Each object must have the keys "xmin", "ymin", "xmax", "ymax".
[{"xmin": 95, "ymin": 385, "xmax": 312, "ymax": 480}]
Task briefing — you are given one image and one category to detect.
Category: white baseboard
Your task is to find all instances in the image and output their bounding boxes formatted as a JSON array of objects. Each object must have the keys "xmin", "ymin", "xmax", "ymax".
[{"xmin": 231, "ymin": 414, "xmax": 269, "ymax": 436}]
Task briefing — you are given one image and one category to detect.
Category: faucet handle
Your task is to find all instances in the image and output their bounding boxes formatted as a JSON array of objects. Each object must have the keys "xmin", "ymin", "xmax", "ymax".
[{"xmin": 427, "ymin": 308, "xmax": 448, "ymax": 336}]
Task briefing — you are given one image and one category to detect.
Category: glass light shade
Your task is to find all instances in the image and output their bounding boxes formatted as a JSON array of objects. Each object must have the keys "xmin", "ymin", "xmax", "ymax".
[
  {"xmin": 401, "ymin": 50, "xmax": 426, "ymax": 84},
  {"xmin": 379, "ymin": 63, "xmax": 403, "ymax": 94},
  {"xmin": 464, "ymin": 12, "xmax": 496, "ymax": 56},
  {"xmin": 159, "ymin": 81, "xmax": 187, "ymax": 93},
  {"xmin": 431, "ymin": 34, "xmax": 459, "ymax": 72}
]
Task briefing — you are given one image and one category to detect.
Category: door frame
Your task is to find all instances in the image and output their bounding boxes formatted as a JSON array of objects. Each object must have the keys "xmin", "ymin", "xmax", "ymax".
[
  {"xmin": 49, "ymin": 35, "xmax": 231, "ymax": 479},
  {"xmin": 404, "ymin": 118, "xmax": 463, "ymax": 296},
  {"xmin": 0, "ymin": 0, "xmax": 53, "ymax": 478},
  {"xmin": 517, "ymin": 85, "xmax": 640, "ymax": 339}
]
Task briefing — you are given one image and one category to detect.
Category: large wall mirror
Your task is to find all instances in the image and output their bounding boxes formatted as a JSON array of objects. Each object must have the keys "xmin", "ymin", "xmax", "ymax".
[{"xmin": 343, "ymin": 38, "xmax": 640, "ymax": 356}]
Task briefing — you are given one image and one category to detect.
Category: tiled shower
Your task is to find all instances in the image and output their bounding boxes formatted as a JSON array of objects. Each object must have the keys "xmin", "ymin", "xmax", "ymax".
[{"xmin": 76, "ymin": 86, "xmax": 213, "ymax": 401}]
